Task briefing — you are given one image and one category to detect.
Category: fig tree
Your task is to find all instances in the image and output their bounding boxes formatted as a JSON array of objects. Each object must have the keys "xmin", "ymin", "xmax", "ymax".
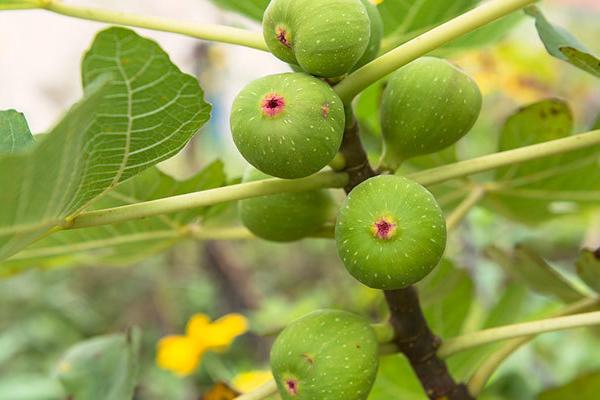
[
  {"xmin": 238, "ymin": 167, "xmax": 334, "ymax": 242},
  {"xmin": 381, "ymin": 57, "xmax": 482, "ymax": 169},
  {"xmin": 263, "ymin": 0, "xmax": 371, "ymax": 78},
  {"xmin": 230, "ymin": 72, "xmax": 345, "ymax": 179},
  {"xmin": 270, "ymin": 309, "xmax": 379, "ymax": 400},
  {"xmin": 335, "ymin": 175, "xmax": 446, "ymax": 289}
]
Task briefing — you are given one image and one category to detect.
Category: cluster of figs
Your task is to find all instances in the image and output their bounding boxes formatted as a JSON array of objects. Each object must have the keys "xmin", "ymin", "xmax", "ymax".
[{"xmin": 229, "ymin": 0, "xmax": 482, "ymax": 398}]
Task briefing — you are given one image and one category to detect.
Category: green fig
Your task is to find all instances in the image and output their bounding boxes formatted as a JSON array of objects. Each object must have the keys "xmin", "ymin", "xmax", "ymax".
[
  {"xmin": 263, "ymin": 0, "xmax": 371, "ymax": 78},
  {"xmin": 270, "ymin": 309, "xmax": 379, "ymax": 400},
  {"xmin": 381, "ymin": 57, "xmax": 482, "ymax": 169},
  {"xmin": 335, "ymin": 175, "xmax": 446, "ymax": 289},
  {"xmin": 230, "ymin": 72, "xmax": 345, "ymax": 179},
  {"xmin": 238, "ymin": 167, "xmax": 334, "ymax": 242},
  {"xmin": 353, "ymin": 0, "xmax": 383, "ymax": 70}
]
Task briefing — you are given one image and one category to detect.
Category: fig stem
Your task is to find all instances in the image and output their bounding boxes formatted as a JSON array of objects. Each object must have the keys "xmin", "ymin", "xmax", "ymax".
[
  {"xmin": 409, "ymin": 129, "xmax": 600, "ymax": 187},
  {"xmin": 445, "ymin": 186, "xmax": 486, "ymax": 231},
  {"xmin": 64, "ymin": 172, "xmax": 348, "ymax": 230},
  {"xmin": 334, "ymin": 0, "xmax": 539, "ymax": 102},
  {"xmin": 33, "ymin": 0, "xmax": 269, "ymax": 51},
  {"xmin": 234, "ymin": 379, "xmax": 278, "ymax": 400},
  {"xmin": 466, "ymin": 296, "xmax": 600, "ymax": 396}
]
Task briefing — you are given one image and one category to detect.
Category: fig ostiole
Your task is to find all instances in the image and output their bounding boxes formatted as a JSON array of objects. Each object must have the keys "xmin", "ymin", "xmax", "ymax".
[
  {"xmin": 270, "ymin": 309, "xmax": 379, "ymax": 400},
  {"xmin": 380, "ymin": 57, "xmax": 482, "ymax": 169},
  {"xmin": 263, "ymin": 0, "xmax": 371, "ymax": 78},
  {"xmin": 335, "ymin": 175, "xmax": 447, "ymax": 290},
  {"xmin": 238, "ymin": 167, "xmax": 334, "ymax": 242},
  {"xmin": 230, "ymin": 72, "xmax": 345, "ymax": 179}
]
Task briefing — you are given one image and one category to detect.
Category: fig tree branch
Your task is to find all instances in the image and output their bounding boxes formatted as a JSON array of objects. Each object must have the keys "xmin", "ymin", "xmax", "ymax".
[
  {"xmin": 439, "ymin": 310, "xmax": 600, "ymax": 358},
  {"xmin": 29, "ymin": 0, "xmax": 269, "ymax": 51},
  {"xmin": 334, "ymin": 0, "xmax": 539, "ymax": 102},
  {"xmin": 410, "ymin": 129, "xmax": 600, "ymax": 186},
  {"xmin": 65, "ymin": 171, "xmax": 348, "ymax": 229},
  {"xmin": 467, "ymin": 296, "xmax": 600, "ymax": 396}
]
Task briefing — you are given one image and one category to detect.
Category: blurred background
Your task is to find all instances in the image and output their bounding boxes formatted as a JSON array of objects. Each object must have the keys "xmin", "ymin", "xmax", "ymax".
[{"xmin": 1, "ymin": 0, "xmax": 599, "ymax": 399}]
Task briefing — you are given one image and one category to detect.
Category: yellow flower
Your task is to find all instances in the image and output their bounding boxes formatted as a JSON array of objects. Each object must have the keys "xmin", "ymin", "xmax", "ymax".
[
  {"xmin": 231, "ymin": 371, "xmax": 273, "ymax": 394},
  {"xmin": 156, "ymin": 313, "xmax": 248, "ymax": 377}
]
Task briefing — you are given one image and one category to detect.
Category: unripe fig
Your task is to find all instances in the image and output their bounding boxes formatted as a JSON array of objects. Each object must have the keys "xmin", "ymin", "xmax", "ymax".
[
  {"xmin": 239, "ymin": 167, "xmax": 334, "ymax": 242},
  {"xmin": 335, "ymin": 175, "xmax": 446, "ymax": 290},
  {"xmin": 353, "ymin": 0, "xmax": 384, "ymax": 70},
  {"xmin": 381, "ymin": 57, "xmax": 482, "ymax": 169},
  {"xmin": 263, "ymin": 0, "xmax": 371, "ymax": 78},
  {"xmin": 270, "ymin": 309, "xmax": 379, "ymax": 400},
  {"xmin": 230, "ymin": 72, "xmax": 345, "ymax": 179}
]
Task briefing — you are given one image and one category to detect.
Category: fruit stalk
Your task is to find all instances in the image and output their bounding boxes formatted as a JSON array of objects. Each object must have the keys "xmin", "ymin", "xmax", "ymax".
[
  {"xmin": 334, "ymin": 0, "xmax": 539, "ymax": 102},
  {"xmin": 39, "ymin": 0, "xmax": 269, "ymax": 51},
  {"xmin": 338, "ymin": 110, "xmax": 471, "ymax": 399}
]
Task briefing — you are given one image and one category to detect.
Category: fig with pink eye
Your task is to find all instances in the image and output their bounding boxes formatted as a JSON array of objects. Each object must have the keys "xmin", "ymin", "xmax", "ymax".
[
  {"xmin": 230, "ymin": 72, "xmax": 345, "ymax": 179},
  {"xmin": 335, "ymin": 175, "xmax": 447, "ymax": 289}
]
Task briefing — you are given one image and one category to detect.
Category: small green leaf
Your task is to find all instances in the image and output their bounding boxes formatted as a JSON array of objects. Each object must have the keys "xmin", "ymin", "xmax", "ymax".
[
  {"xmin": 0, "ymin": 161, "xmax": 226, "ymax": 275},
  {"xmin": 538, "ymin": 371, "xmax": 600, "ymax": 400},
  {"xmin": 207, "ymin": 0, "xmax": 270, "ymax": 21},
  {"xmin": 486, "ymin": 245, "xmax": 583, "ymax": 303},
  {"xmin": 56, "ymin": 329, "xmax": 140, "ymax": 400},
  {"xmin": 368, "ymin": 355, "xmax": 426, "ymax": 400},
  {"xmin": 576, "ymin": 248, "xmax": 600, "ymax": 293},
  {"xmin": 487, "ymin": 99, "xmax": 600, "ymax": 223},
  {"xmin": 0, "ymin": 27, "xmax": 211, "ymax": 261},
  {"xmin": 0, "ymin": 110, "xmax": 34, "ymax": 154},
  {"xmin": 526, "ymin": 6, "xmax": 600, "ymax": 78}
]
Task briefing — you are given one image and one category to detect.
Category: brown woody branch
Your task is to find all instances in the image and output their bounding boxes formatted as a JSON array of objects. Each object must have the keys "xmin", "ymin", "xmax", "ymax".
[{"xmin": 340, "ymin": 116, "xmax": 473, "ymax": 400}]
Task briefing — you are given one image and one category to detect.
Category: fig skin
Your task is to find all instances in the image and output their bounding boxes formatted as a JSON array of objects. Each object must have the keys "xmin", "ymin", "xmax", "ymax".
[
  {"xmin": 263, "ymin": 0, "xmax": 371, "ymax": 78},
  {"xmin": 270, "ymin": 309, "xmax": 379, "ymax": 400},
  {"xmin": 230, "ymin": 72, "xmax": 345, "ymax": 179},
  {"xmin": 381, "ymin": 57, "xmax": 482, "ymax": 169},
  {"xmin": 335, "ymin": 175, "xmax": 447, "ymax": 290},
  {"xmin": 353, "ymin": 0, "xmax": 384, "ymax": 70},
  {"xmin": 238, "ymin": 167, "xmax": 334, "ymax": 242}
]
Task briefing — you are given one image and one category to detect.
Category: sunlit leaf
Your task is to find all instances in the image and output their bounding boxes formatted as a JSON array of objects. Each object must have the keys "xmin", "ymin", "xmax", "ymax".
[
  {"xmin": 0, "ymin": 161, "xmax": 226, "ymax": 275},
  {"xmin": 368, "ymin": 354, "xmax": 426, "ymax": 400},
  {"xmin": 0, "ymin": 27, "xmax": 211, "ymax": 261},
  {"xmin": 486, "ymin": 99, "xmax": 600, "ymax": 223},
  {"xmin": 526, "ymin": 6, "xmax": 600, "ymax": 78},
  {"xmin": 55, "ymin": 329, "xmax": 140, "ymax": 400}
]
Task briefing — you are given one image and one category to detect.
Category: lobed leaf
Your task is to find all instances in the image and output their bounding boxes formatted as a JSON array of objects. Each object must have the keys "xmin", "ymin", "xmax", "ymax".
[
  {"xmin": 0, "ymin": 161, "xmax": 226, "ymax": 275},
  {"xmin": 0, "ymin": 27, "xmax": 211, "ymax": 262},
  {"xmin": 526, "ymin": 6, "xmax": 600, "ymax": 78}
]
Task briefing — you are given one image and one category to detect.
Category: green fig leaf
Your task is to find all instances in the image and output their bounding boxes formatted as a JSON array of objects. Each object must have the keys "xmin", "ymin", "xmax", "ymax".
[
  {"xmin": 207, "ymin": 0, "xmax": 270, "ymax": 21},
  {"xmin": 0, "ymin": 161, "xmax": 226, "ymax": 275},
  {"xmin": 576, "ymin": 248, "xmax": 600, "ymax": 294},
  {"xmin": 486, "ymin": 99, "xmax": 600, "ymax": 223},
  {"xmin": 0, "ymin": 110, "xmax": 35, "ymax": 154},
  {"xmin": 0, "ymin": 374, "xmax": 64, "ymax": 400},
  {"xmin": 368, "ymin": 355, "xmax": 426, "ymax": 400},
  {"xmin": 538, "ymin": 371, "xmax": 600, "ymax": 400},
  {"xmin": 0, "ymin": 27, "xmax": 211, "ymax": 262},
  {"xmin": 55, "ymin": 329, "xmax": 140, "ymax": 400},
  {"xmin": 526, "ymin": 6, "xmax": 600, "ymax": 78},
  {"xmin": 485, "ymin": 245, "xmax": 583, "ymax": 303}
]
